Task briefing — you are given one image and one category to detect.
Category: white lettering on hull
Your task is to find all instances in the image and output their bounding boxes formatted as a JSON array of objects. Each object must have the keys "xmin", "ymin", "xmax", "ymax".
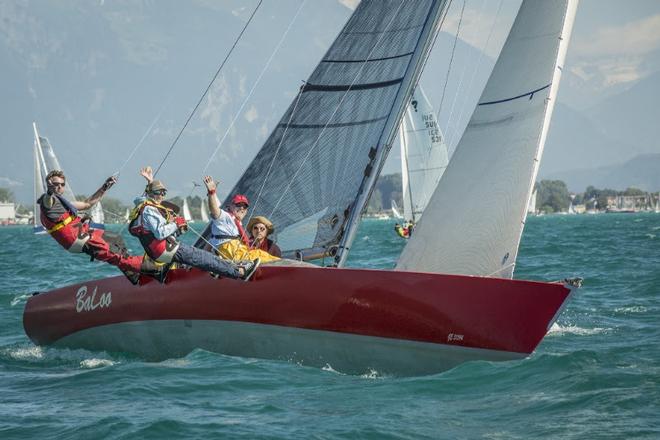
[{"xmin": 75, "ymin": 285, "xmax": 112, "ymax": 313}]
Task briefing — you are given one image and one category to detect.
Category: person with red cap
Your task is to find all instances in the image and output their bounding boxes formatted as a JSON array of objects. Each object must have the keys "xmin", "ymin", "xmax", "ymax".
[
  {"xmin": 203, "ymin": 175, "xmax": 280, "ymax": 263},
  {"xmin": 129, "ymin": 167, "xmax": 260, "ymax": 281}
]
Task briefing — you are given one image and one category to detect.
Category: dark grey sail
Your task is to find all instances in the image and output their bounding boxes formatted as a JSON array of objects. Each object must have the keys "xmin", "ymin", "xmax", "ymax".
[{"xmin": 197, "ymin": 0, "xmax": 448, "ymax": 264}]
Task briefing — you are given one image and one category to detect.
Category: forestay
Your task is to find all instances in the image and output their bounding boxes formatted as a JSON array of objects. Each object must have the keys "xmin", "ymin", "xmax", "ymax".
[
  {"xmin": 400, "ymin": 86, "xmax": 448, "ymax": 222},
  {"xmin": 197, "ymin": 0, "xmax": 449, "ymax": 262},
  {"xmin": 397, "ymin": 0, "xmax": 578, "ymax": 278}
]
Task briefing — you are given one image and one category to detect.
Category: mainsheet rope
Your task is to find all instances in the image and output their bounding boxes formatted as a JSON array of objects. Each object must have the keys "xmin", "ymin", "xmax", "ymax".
[{"xmin": 152, "ymin": 0, "xmax": 264, "ymax": 178}]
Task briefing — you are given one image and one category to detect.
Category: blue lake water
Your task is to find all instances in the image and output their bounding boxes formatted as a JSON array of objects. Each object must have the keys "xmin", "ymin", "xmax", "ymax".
[{"xmin": 1, "ymin": 213, "xmax": 658, "ymax": 439}]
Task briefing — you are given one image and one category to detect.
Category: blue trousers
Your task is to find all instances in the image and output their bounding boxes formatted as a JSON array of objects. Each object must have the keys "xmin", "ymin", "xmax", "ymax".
[{"xmin": 173, "ymin": 242, "xmax": 240, "ymax": 278}]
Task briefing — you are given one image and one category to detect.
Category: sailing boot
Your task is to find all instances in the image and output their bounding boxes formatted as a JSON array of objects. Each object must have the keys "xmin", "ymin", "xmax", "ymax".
[
  {"xmin": 140, "ymin": 258, "xmax": 170, "ymax": 284},
  {"xmin": 240, "ymin": 257, "xmax": 261, "ymax": 282}
]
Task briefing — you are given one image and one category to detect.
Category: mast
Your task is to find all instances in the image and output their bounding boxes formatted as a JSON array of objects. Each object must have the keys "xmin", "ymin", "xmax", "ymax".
[{"xmin": 335, "ymin": 0, "xmax": 448, "ymax": 267}]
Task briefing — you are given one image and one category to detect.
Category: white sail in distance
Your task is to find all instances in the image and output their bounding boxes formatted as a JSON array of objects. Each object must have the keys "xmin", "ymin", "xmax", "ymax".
[
  {"xmin": 33, "ymin": 122, "xmax": 106, "ymax": 229},
  {"xmin": 200, "ymin": 199, "xmax": 210, "ymax": 222},
  {"xmin": 182, "ymin": 198, "xmax": 192, "ymax": 222},
  {"xmin": 399, "ymin": 87, "xmax": 448, "ymax": 222},
  {"xmin": 391, "ymin": 199, "xmax": 403, "ymax": 219},
  {"xmin": 397, "ymin": 0, "xmax": 578, "ymax": 278},
  {"xmin": 528, "ymin": 187, "xmax": 537, "ymax": 214}
]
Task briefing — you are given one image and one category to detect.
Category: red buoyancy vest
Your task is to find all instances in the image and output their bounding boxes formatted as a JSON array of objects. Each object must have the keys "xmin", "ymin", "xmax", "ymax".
[
  {"xmin": 128, "ymin": 200, "xmax": 179, "ymax": 263},
  {"xmin": 39, "ymin": 200, "xmax": 90, "ymax": 253}
]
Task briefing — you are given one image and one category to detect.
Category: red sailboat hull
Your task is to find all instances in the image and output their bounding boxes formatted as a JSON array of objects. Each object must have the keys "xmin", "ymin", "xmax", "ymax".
[{"xmin": 23, "ymin": 266, "xmax": 573, "ymax": 375}]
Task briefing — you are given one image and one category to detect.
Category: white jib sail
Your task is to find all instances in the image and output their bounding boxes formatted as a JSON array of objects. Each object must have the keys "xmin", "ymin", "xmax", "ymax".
[
  {"xmin": 397, "ymin": 0, "xmax": 578, "ymax": 278},
  {"xmin": 399, "ymin": 86, "xmax": 448, "ymax": 222},
  {"xmin": 182, "ymin": 198, "xmax": 192, "ymax": 222}
]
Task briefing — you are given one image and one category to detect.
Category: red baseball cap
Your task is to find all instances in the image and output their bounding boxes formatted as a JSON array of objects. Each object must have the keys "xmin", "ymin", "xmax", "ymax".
[{"xmin": 231, "ymin": 194, "xmax": 249, "ymax": 206}]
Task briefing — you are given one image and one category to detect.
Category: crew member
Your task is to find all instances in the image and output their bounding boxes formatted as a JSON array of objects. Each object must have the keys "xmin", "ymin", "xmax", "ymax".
[
  {"xmin": 394, "ymin": 223, "xmax": 409, "ymax": 239},
  {"xmin": 203, "ymin": 175, "xmax": 280, "ymax": 263},
  {"xmin": 37, "ymin": 170, "xmax": 161, "ymax": 284},
  {"xmin": 130, "ymin": 167, "xmax": 259, "ymax": 281}
]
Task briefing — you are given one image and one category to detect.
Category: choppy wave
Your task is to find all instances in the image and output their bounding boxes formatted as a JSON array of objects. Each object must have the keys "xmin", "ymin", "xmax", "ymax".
[{"xmin": 1, "ymin": 215, "xmax": 659, "ymax": 439}]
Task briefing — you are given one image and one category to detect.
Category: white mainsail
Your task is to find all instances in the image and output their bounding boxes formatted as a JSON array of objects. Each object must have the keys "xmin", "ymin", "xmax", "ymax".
[
  {"xmin": 182, "ymin": 198, "xmax": 192, "ymax": 222},
  {"xmin": 399, "ymin": 86, "xmax": 448, "ymax": 222},
  {"xmin": 397, "ymin": 0, "xmax": 578, "ymax": 278},
  {"xmin": 200, "ymin": 199, "xmax": 210, "ymax": 222}
]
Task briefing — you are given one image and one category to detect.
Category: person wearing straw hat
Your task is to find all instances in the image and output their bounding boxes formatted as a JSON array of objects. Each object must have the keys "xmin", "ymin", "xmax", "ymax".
[
  {"xmin": 129, "ymin": 166, "xmax": 260, "ymax": 281},
  {"xmin": 202, "ymin": 175, "xmax": 280, "ymax": 263},
  {"xmin": 247, "ymin": 216, "xmax": 281, "ymax": 258}
]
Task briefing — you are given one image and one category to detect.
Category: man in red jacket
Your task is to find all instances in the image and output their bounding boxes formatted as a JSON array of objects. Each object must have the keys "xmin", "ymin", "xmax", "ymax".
[{"xmin": 37, "ymin": 170, "xmax": 161, "ymax": 284}]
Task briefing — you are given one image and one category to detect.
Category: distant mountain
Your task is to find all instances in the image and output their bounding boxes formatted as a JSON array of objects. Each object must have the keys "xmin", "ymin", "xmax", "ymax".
[
  {"xmin": 539, "ymin": 103, "xmax": 635, "ymax": 177},
  {"xmin": 545, "ymin": 153, "xmax": 660, "ymax": 193},
  {"xmin": 588, "ymin": 70, "xmax": 660, "ymax": 156}
]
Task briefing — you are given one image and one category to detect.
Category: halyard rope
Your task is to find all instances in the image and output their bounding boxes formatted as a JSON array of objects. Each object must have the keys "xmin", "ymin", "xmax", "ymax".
[{"xmin": 153, "ymin": 0, "xmax": 264, "ymax": 178}]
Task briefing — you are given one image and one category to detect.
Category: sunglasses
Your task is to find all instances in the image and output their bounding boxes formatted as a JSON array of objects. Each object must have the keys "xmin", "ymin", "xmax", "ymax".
[
  {"xmin": 50, "ymin": 181, "xmax": 66, "ymax": 187},
  {"xmin": 152, "ymin": 190, "xmax": 167, "ymax": 196},
  {"xmin": 252, "ymin": 225, "xmax": 267, "ymax": 231},
  {"xmin": 234, "ymin": 203, "xmax": 249, "ymax": 209}
]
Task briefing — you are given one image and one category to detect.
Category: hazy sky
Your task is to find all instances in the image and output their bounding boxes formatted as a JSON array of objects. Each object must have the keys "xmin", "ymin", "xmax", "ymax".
[{"xmin": 1, "ymin": 0, "xmax": 658, "ymax": 204}]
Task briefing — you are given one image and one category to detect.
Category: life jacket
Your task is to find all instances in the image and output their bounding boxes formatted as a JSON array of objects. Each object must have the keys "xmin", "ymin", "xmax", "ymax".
[
  {"xmin": 210, "ymin": 212, "xmax": 250, "ymax": 245},
  {"xmin": 39, "ymin": 195, "xmax": 90, "ymax": 253},
  {"xmin": 128, "ymin": 199, "xmax": 179, "ymax": 263}
]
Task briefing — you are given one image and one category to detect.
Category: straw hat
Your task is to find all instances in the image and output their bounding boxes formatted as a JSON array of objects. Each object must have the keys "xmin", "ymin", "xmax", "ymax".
[
  {"xmin": 146, "ymin": 180, "xmax": 167, "ymax": 193},
  {"xmin": 247, "ymin": 216, "xmax": 274, "ymax": 235}
]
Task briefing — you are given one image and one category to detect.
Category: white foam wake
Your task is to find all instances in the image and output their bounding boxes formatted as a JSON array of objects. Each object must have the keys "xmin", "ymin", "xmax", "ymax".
[{"xmin": 547, "ymin": 323, "xmax": 610, "ymax": 336}]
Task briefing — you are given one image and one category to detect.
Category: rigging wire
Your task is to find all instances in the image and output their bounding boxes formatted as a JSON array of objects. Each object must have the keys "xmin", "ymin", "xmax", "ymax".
[
  {"xmin": 152, "ymin": 0, "xmax": 264, "ymax": 178},
  {"xmin": 435, "ymin": 0, "xmax": 466, "ymax": 122},
  {"xmin": 114, "ymin": 99, "xmax": 171, "ymax": 176},
  {"xmin": 198, "ymin": 0, "xmax": 309, "ymax": 179},
  {"xmin": 442, "ymin": 0, "xmax": 479, "ymax": 150},
  {"xmin": 267, "ymin": 0, "xmax": 408, "ymax": 218},
  {"xmin": 445, "ymin": 0, "xmax": 503, "ymax": 149}
]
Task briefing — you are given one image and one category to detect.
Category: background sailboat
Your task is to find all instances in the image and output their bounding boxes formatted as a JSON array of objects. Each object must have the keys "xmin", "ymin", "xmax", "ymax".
[
  {"xmin": 200, "ymin": 199, "xmax": 210, "ymax": 222},
  {"xmin": 399, "ymin": 86, "xmax": 449, "ymax": 223},
  {"xmin": 391, "ymin": 199, "xmax": 403, "ymax": 219},
  {"xmin": 32, "ymin": 123, "xmax": 105, "ymax": 233},
  {"xmin": 182, "ymin": 198, "xmax": 193, "ymax": 223}
]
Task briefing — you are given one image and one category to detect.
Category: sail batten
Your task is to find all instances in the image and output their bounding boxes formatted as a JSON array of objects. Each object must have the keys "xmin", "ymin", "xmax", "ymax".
[
  {"xmin": 198, "ymin": 0, "xmax": 449, "ymax": 261},
  {"xmin": 396, "ymin": 0, "xmax": 578, "ymax": 278}
]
